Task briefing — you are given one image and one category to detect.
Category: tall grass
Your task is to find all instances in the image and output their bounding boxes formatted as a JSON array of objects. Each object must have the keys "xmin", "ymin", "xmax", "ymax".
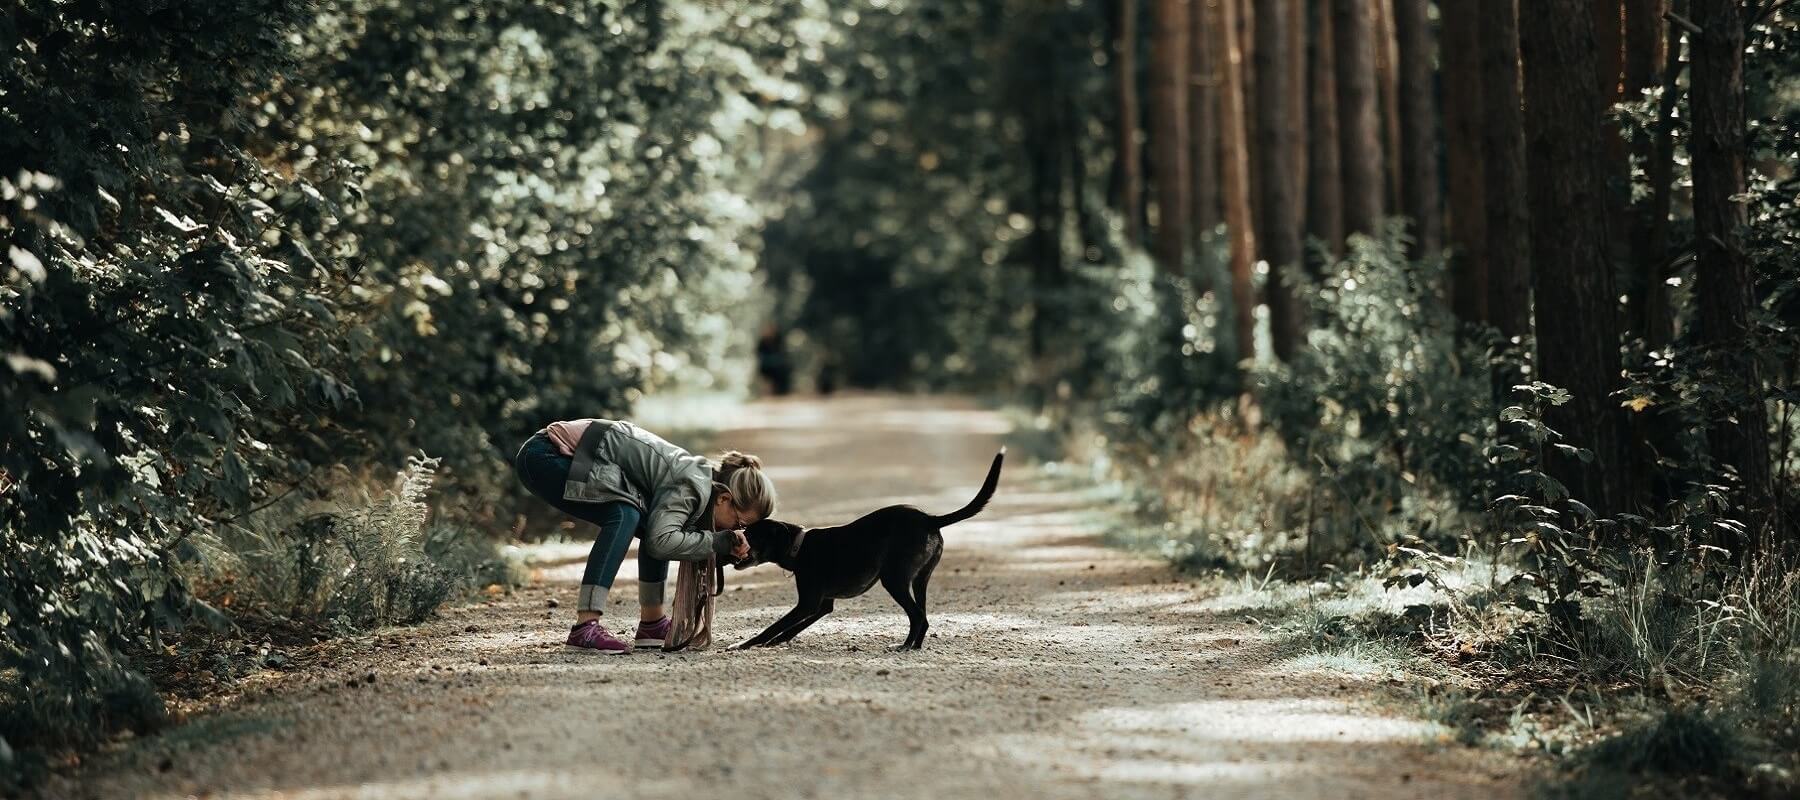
[{"xmin": 186, "ymin": 455, "xmax": 477, "ymax": 631}]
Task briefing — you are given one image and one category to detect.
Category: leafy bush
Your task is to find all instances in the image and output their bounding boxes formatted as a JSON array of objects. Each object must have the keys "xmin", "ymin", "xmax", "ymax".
[
  {"xmin": 189, "ymin": 456, "xmax": 465, "ymax": 631},
  {"xmin": 1107, "ymin": 229, "xmax": 1492, "ymax": 570},
  {"xmin": 2, "ymin": 0, "xmax": 355, "ymax": 758},
  {"xmin": 1259, "ymin": 227, "xmax": 1497, "ymax": 526},
  {"xmin": 2, "ymin": 0, "xmax": 825, "ymax": 767}
]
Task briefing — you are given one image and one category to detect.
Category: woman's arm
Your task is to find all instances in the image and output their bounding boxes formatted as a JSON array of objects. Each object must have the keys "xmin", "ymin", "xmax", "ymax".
[{"xmin": 640, "ymin": 485, "xmax": 738, "ymax": 561}]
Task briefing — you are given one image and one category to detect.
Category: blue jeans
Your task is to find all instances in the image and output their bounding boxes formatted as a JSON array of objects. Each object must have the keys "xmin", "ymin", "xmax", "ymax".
[{"xmin": 514, "ymin": 432, "xmax": 668, "ymax": 612}]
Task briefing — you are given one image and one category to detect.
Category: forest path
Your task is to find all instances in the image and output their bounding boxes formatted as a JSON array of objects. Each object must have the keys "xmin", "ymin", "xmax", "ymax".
[{"xmin": 57, "ymin": 395, "xmax": 1521, "ymax": 799}]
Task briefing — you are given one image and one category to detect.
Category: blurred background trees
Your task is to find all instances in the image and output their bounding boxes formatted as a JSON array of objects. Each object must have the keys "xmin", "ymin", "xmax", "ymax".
[{"xmin": 5, "ymin": 0, "xmax": 1800, "ymax": 784}]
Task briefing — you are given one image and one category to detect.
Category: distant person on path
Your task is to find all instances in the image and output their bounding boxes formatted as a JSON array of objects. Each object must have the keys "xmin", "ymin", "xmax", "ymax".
[
  {"xmin": 513, "ymin": 419, "xmax": 775, "ymax": 653},
  {"xmin": 755, "ymin": 324, "xmax": 793, "ymax": 396}
]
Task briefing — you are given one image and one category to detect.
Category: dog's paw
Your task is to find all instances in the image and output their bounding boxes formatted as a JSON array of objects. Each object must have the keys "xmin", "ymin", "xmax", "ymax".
[{"xmin": 727, "ymin": 640, "xmax": 756, "ymax": 651}]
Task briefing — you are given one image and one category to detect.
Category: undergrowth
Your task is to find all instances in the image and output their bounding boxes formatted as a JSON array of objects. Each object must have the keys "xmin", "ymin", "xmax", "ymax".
[
  {"xmin": 1075, "ymin": 228, "xmax": 1800, "ymax": 798},
  {"xmin": 1, "ymin": 456, "xmax": 521, "ymax": 790}
]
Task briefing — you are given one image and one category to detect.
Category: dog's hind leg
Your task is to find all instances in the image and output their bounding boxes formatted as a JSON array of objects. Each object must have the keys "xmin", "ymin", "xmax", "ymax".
[
  {"xmin": 765, "ymin": 599, "xmax": 833, "ymax": 646},
  {"xmin": 906, "ymin": 545, "xmax": 942, "ymax": 649},
  {"xmin": 880, "ymin": 572, "xmax": 928, "ymax": 651}
]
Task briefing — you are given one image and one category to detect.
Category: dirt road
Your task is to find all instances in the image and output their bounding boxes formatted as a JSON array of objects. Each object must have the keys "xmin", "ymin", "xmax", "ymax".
[{"xmin": 55, "ymin": 395, "xmax": 1520, "ymax": 799}]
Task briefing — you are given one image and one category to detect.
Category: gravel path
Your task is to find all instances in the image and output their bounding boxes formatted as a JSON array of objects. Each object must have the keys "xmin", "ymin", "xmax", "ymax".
[{"xmin": 53, "ymin": 395, "xmax": 1521, "ymax": 799}]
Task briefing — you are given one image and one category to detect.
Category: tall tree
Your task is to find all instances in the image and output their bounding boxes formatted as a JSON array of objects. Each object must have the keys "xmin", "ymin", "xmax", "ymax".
[
  {"xmin": 1333, "ymin": 0, "xmax": 1385, "ymax": 237},
  {"xmin": 1479, "ymin": 0, "xmax": 1530, "ymax": 345},
  {"xmin": 1641, "ymin": 0, "xmax": 1684, "ymax": 349},
  {"xmin": 1519, "ymin": 0, "xmax": 1632, "ymax": 513},
  {"xmin": 1150, "ymin": 0, "xmax": 1191, "ymax": 273},
  {"xmin": 1690, "ymin": 0, "xmax": 1773, "ymax": 540},
  {"xmin": 1116, "ymin": 0, "xmax": 1144, "ymax": 243},
  {"xmin": 1594, "ymin": 0, "xmax": 1633, "ymax": 275},
  {"xmin": 1021, "ymin": 9, "xmax": 1068, "ymax": 369},
  {"xmin": 1190, "ymin": 0, "xmax": 1221, "ymax": 241},
  {"xmin": 1441, "ymin": 7, "xmax": 1488, "ymax": 325},
  {"xmin": 1393, "ymin": 0, "xmax": 1441, "ymax": 255},
  {"xmin": 1624, "ymin": 0, "xmax": 1671, "ymax": 343},
  {"xmin": 1305, "ymin": 0, "xmax": 1343, "ymax": 261},
  {"xmin": 1255, "ymin": 0, "xmax": 1304, "ymax": 360},
  {"xmin": 1375, "ymin": 0, "xmax": 1403, "ymax": 214},
  {"xmin": 1217, "ymin": 0, "xmax": 1257, "ymax": 359}
]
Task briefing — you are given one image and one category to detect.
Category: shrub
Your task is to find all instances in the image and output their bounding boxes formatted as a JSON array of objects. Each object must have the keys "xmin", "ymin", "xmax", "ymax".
[{"xmin": 187, "ymin": 456, "xmax": 514, "ymax": 630}]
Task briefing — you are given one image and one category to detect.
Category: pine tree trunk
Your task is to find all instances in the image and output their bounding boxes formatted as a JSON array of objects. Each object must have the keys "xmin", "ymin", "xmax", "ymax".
[
  {"xmin": 1218, "ymin": 0, "xmax": 1257, "ymax": 360},
  {"xmin": 1333, "ymin": 0, "xmax": 1385, "ymax": 237},
  {"xmin": 1288, "ymin": 0, "xmax": 1307, "ymax": 213},
  {"xmin": 1238, "ymin": 0, "xmax": 1258, "ymax": 238},
  {"xmin": 1117, "ymin": 0, "xmax": 1144, "ymax": 244},
  {"xmin": 1255, "ymin": 0, "xmax": 1303, "ymax": 360},
  {"xmin": 1191, "ymin": 0, "xmax": 1221, "ymax": 243},
  {"xmin": 1441, "ymin": 6, "xmax": 1487, "ymax": 325},
  {"xmin": 1642, "ymin": 0, "xmax": 1683, "ymax": 350},
  {"xmin": 1624, "ymin": 0, "xmax": 1669, "ymax": 345},
  {"xmin": 1305, "ymin": 0, "xmax": 1343, "ymax": 260},
  {"xmin": 1150, "ymin": 0, "xmax": 1191, "ymax": 273},
  {"xmin": 1519, "ymin": 0, "xmax": 1632, "ymax": 514},
  {"xmin": 1374, "ymin": 0, "xmax": 1403, "ymax": 217},
  {"xmin": 1594, "ymin": 0, "xmax": 1633, "ymax": 288},
  {"xmin": 1479, "ymin": 0, "xmax": 1529, "ymax": 343},
  {"xmin": 1690, "ymin": 0, "xmax": 1774, "ymax": 546},
  {"xmin": 1393, "ymin": 0, "xmax": 1441, "ymax": 255}
]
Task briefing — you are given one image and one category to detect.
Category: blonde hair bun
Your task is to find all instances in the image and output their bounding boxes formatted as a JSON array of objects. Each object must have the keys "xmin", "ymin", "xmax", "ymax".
[
  {"xmin": 716, "ymin": 450, "xmax": 777, "ymax": 520},
  {"xmin": 719, "ymin": 450, "xmax": 763, "ymax": 471}
]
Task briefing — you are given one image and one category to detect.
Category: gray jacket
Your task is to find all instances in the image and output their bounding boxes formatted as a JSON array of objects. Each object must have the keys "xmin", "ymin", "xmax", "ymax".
[{"xmin": 561, "ymin": 419, "xmax": 736, "ymax": 561}]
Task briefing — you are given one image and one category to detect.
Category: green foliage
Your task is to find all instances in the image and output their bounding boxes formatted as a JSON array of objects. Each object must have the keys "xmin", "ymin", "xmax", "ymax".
[
  {"xmin": 189, "ymin": 456, "xmax": 465, "ymax": 630},
  {"xmin": 1106, "ymin": 230, "xmax": 1496, "ymax": 570},
  {"xmin": 762, "ymin": 0, "xmax": 1163, "ymax": 395},
  {"xmin": 2, "ymin": 0, "xmax": 825, "ymax": 763},
  {"xmin": 2, "ymin": 0, "xmax": 355, "ymax": 755},
  {"xmin": 1260, "ymin": 228, "xmax": 1497, "ymax": 520},
  {"xmin": 268, "ymin": 0, "xmax": 823, "ymax": 500}
]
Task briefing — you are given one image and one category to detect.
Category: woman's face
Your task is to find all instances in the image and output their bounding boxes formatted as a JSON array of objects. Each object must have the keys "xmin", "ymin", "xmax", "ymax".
[{"xmin": 711, "ymin": 493, "xmax": 762, "ymax": 531}]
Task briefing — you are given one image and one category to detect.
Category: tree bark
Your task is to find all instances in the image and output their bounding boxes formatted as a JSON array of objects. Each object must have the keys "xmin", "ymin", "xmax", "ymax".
[
  {"xmin": 1304, "ymin": 0, "xmax": 1343, "ymax": 261},
  {"xmin": 1255, "ymin": 0, "xmax": 1304, "ymax": 360},
  {"xmin": 1624, "ymin": 0, "xmax": 1668, "ymax": 345},
  {"xmin": 1441, "ymin": 5, "xmax": 1488, "ymax": 325},
  {"xmin": 1690, "ymin": 0, "xmax": 1773, "ymax": 544},
  {"xmin": 1393, "ymin": 0, "xmax": 1441, "ymax": 255},
  {"xmin": 1116, "ymin": 0, "xmax": 1144, "ymax": 244},
  {"xmin": 1642, "ymin": 0, "xmax": 1683, "ymax": 350},
  {"xmin": 1218, "ymin": 0, "xmax": 1257, "ymax": 360},
  {"xmin": 1479, "ymin": 0, "xmax": 1529, "ymax": 344},
  {"xmin": 1594, "ymin": 0, "xmax": 1633, "ymax": 287},
  {"xmin": 1190, "ymin": 0, "xmax": 1221, "ymax": 242},
  {"xmin": 1374, "ymin": 0, "xmax": 1403, "ymax": 217},
  {"xmin": 1150, "ymin": 0, "xmax": 1191, "ymax": 273},
  {"xmin": 1519, "ymin": 0, "xmax": 1632, "ymax": 514},
  {"xmin": 1333, "ymin": 0, "xmax": 1385, "ymax": 237}
]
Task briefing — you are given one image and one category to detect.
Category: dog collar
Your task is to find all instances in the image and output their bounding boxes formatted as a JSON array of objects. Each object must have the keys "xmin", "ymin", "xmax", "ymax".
[{"xmin": 787, "ymin": 529, "xmax": 808, "ymax": 560}]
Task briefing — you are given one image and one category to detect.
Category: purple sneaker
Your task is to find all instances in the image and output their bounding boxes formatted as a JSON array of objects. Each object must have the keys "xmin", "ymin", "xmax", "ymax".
[
  {"xmin": 633, "ymin": 616, "xmax": 673, "ymax": 649},
  {"xmin": 565, "ymin": 620, "xmax": 630, "ymax": 655}
]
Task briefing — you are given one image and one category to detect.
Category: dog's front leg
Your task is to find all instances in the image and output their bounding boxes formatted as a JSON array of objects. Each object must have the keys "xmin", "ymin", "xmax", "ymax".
[
  {"xmin": 730, "ymin": 592, "xmax": 824, "ymax": 650},
  {"xmin": 765, "ymin": 599, "xmax": 834, "ymax": 646}
]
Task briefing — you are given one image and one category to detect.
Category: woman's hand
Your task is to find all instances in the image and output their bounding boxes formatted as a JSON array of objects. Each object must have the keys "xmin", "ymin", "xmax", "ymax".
[{"xmin": 730, "ymin": 530, "xmax": 750, "ymax": 561}]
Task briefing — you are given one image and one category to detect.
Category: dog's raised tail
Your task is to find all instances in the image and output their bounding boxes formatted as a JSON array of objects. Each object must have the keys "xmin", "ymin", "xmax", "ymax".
[{"xmin": 934, "ymin": 447, "xmax": 1005, "ymax": 527}]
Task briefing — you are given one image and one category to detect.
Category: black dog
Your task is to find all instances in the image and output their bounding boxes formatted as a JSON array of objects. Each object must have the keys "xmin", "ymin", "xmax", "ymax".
[{"xmin": 729, "ymin": 449, "xmax": 1004, "ymax": 651}]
